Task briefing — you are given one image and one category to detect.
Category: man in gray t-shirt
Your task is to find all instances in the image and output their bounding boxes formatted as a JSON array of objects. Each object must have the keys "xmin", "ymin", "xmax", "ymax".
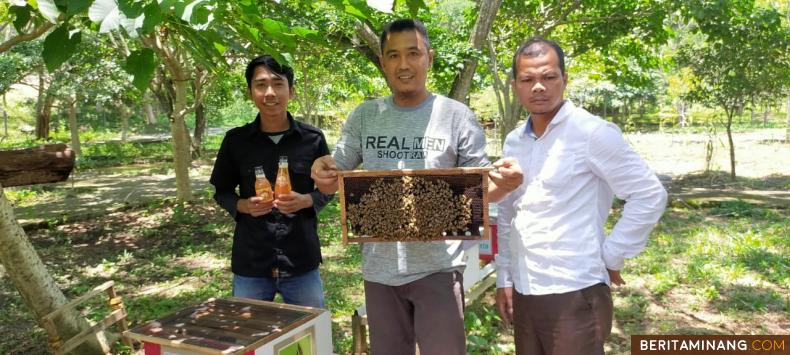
[{"xmin": 312, "ymin": 19, "xmax": 522, "ymax": 355}]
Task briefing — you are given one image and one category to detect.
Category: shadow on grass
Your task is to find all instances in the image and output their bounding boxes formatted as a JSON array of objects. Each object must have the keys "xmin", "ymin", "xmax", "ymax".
[
  {"xmin": 713, "ymin": 284, "xmax": 787, "ymax": 314},
  {"xmin": 736, "ymin": 249, "xmax": 789, "ymax": 287},
  {"xmin": 613, "ymin": 288, "xmax": 650, "ymax": 335}
]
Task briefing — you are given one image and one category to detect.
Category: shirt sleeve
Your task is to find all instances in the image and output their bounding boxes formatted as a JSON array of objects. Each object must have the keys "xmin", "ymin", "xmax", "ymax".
[
  {"xmin": 332, "ymin": 106, "xmax": 364, "ymax": 171},
  {"xmin": 457, "ymin": 109, "xmax": 491, "ymax": 168},
  {"xmin": 209, "ymin": 133, "xmax": 241, "ymax": 219},
  {"xmin": 311, "ymin": 130, "xmax": 335, "ymax": 214},
  {"xmin": 586, "ymin": 123, "xmax": 668, "ymax": 270},
  {"xmin": 494, "ymin": 135, "xmax": 519, "ymax": 288},
  {"xmin": 495, "ymin": 189, "xmax": 518, "ymax": 288}
]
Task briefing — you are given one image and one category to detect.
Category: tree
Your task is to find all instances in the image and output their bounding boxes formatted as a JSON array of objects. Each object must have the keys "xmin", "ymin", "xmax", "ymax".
[
  {"xmin": 678, "ymin": 0, "xmax": 790, "ymax": 180},
  {"xmin": 447, "ymin": 0, "xmax": 502, "ymax": 103}
]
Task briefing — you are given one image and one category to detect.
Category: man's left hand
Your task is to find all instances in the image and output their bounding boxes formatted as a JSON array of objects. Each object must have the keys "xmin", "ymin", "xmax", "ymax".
[
  {"xmin": 274, "ymin": 191, "xmax": 313, "ymax": 214},
  {"xmin": 490, "ymin": 157, "xmax": 523, "ymax": 193},
  {"xmin": 608, "ymin": 269, "xmax": 626, "ymax": 286}
]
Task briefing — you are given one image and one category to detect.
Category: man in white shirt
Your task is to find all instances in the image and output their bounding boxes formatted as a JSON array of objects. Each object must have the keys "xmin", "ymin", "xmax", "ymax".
[{"xmin": 495, "ymin": 37, "xmax": 668, "ymax": 355}]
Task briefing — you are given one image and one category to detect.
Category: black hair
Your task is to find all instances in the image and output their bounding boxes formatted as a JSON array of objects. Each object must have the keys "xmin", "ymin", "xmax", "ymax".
[
  {"xmin": 379, "ymin": 19, "xmax": 431, "ymax": 54},
  {"xmin": 245, "ymin": 55, "xmax": 294, "ymax": 89},
  {"xmin": 511, "ymin": 37, "xmax": 566, "ymax": 76}
]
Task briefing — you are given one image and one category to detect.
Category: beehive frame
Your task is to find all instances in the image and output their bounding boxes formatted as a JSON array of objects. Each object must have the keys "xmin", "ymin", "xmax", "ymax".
[{"xmin": 338, "ymin": 167, "xmax": 492, "ymax": 243}]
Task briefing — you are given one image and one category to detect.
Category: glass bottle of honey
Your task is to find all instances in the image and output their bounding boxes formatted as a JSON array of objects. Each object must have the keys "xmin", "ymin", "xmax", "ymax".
[
  {"xmin": 254, "ymin": 166, "xmax": 273, "ymax": 203},
  {"xmin": 274, "ymin": 156, "xmax": 292, "ymax": 197}
]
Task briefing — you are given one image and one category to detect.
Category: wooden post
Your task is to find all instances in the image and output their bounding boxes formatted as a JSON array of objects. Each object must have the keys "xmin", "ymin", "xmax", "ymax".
[
  {"xmin": 106, "ymin": 284, "xmax": 132, "ymax": 349},
  {"xmin": 351, "ymin": 310, "xmax": 368, "ymax": 355}
]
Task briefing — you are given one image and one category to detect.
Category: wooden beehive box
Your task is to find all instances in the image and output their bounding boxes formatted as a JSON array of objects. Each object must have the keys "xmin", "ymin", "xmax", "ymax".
[
  {"xmin": 338, "ymin": 167, "xmax": 492, "ymax": 243},
  {"xmin": 124, "ymin": 297, "xmax": 332, "ymax": 354}
]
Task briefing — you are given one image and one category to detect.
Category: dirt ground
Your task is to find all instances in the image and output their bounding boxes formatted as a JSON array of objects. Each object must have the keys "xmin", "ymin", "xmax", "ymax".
[{"xmin": 625, "ymin": 128, "xmax": 789, "ymax": 178}]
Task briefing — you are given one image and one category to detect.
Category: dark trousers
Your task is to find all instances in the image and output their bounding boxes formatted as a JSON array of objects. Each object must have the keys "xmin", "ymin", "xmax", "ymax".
[
  {"xmin": 513, "ymin": 283, "xmax": 613, "ymax": 355},
  {"xmin": 364, "ymin": 271, "xmax": 466, "ymax": 355}
]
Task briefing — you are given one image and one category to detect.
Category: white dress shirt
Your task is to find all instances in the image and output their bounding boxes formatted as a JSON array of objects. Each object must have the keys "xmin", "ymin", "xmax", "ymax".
[{"xmin": 495, "ymin": 100, "xmax": 667, "ymax": 295}]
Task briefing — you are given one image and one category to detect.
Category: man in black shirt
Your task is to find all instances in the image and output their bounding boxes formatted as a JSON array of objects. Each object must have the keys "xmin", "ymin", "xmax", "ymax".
[{"xmin": 210, "ymin": 55, "xmax": 332, "ymax": 308}]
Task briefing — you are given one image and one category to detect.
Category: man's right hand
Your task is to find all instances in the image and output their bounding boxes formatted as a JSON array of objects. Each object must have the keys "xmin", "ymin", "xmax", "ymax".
[
  {"xmin": 237, "ymin": 196, "xmax": 274, "ymax": 217},
  {"xmin": 311, "ymin": 155, "xmax": 339, "ymax": 194},
  {"xmin": 496, "ymin": 287, "xmax": 514, "ymax": 326}
]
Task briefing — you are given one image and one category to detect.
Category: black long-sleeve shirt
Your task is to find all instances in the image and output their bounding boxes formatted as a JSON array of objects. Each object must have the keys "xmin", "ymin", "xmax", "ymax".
[{"xmin": 210, "ymin": 113, "xmax": 332, "ymax": 277}]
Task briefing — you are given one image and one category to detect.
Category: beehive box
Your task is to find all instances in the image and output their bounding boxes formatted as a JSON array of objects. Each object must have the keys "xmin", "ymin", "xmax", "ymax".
[
  {"xmin": 124, "ymin": 297, "xmax": 332, "ymax": 354},
  {"xmin": 338, "ymin": 167, "xmax": 492, "ymax": 243}
]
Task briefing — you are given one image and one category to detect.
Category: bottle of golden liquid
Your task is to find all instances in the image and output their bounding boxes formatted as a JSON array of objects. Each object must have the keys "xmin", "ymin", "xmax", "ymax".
[
  {"xmin": 274, "ymin": 156, "xmax": 292, "ymax": 197},
  {"xmin": 254, "ymin": 166, "xmax": 273, "ymax": 203}
]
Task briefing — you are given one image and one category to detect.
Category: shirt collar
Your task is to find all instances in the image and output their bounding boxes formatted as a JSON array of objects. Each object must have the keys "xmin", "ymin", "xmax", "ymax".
[
  {"xmin": 522, "ymin": 100, "xmax": 575, "ymax": 138},
  {"xmin": 247, "ymin": 111, "xmax": 301, "ymax": 139}
]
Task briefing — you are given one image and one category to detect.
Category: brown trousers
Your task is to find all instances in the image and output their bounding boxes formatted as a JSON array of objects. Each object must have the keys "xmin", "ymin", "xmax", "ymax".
[
  {"xmin": 513, "ymin": 283, "xmax": 613, "ymax": 355},
  {"xmin": 364, "ymin": 271, "xmax": 466, "ymax": 355}
]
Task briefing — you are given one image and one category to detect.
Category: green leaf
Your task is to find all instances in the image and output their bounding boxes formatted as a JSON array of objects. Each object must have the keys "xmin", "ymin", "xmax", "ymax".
[
  {"xmin": 141, "ymin": 2, "xmax": 161, "ymax": 34},
  {"xmin": 118, "ymin": 0, "xmax": 144, "ymax": 18},
  {"xmin": 88, "ymin": 0, "xmax": 125, "ymax": 33},
  {"xmin": 42, "ymin": 25, "xmax": 81, "ymax": 71},
  {"xmin": 259, "ymin": 18, "xmax": 295, "ymax": 49},
  {"xmin": 11, "ymin": 5, "xmax": 32, "ymax": 33},
  {"xmin": 213, "ymin": 42, "xmax": 226, "ymax": 54},
  {"xmin": 159, "ymin": 0, "xmax": 178, "ymax": 12},
  {"xmin": 66, "ymin": 0, "xmax": 93, "ymax": 17},
  {"xmin": 37, "ymin": 0, "xmax": 61, "ymax": 23},
  {"xmin": 403, "ymin": 0, "xmax": 426, "ymax": 17},
  {"xmin": 293, "ymin": 26, "xmax": 324, "ymax": 44},
  {"xmin": 343, "ymin": 4, "xmax": 367, "ymax": 20},
  {"xmin": 190, "ymin": 3, "xmax": 211, "ymax": 25},
  {"xmin": 124, "ymin": 48, "xmax": 156, "ymax": 92}
]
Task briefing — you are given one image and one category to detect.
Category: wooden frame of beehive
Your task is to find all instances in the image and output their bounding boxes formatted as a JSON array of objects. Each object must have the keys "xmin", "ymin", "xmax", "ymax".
[{"xmin": 338, "ymin": 167, "xmax": 492, "ymax": 244}]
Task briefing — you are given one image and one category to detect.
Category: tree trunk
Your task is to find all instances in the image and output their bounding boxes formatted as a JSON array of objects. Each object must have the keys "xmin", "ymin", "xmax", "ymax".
[
  {"xmin": 678, "ymin": 101, "xmax": 687, "ymax": 127},
  {"xmin": 2, "ymin": 93, "xmax": 8, "ymax": 137},
  {"xmin": 143, "ymin": 101, "xmax": 157, "ymax": 125},
  {"xmin": 192, "ymin": 102, "xmax": 206, "ymax": 158},
  {"xmin": 35, "ymin": 96, "xmax": 54, "ymax": 140},
  {"xmin": 68, "ymin": 98, "xmax": 81, "ymax": 157},
  {"xmin": 725, "ymin": 109, "xmax": 736, "ymax": 181},
  {"xmin": 120, "ymin": 105, "xmax": 130, "ymax": 142},
  {"xmin": 143, "ymin": 34, "xmax": 193, "ymax": 201},
  {"xmin": 35, "ymin": 68, "xmax": 53, "ymax": 140},
  {"xmin": 0, "ymin": 185, "xmax": 109, "ymax": 355},
  {"xmin": 486, "ymin": 41, "xmax": 521, "ymax": 144},
  {"xmin": 448, "ymin": 0, "xmax": 503, "ymax": 103},
  {"xmin": 762, "ymin": 105, "xmax": 769, "ymax": 126},
  {"xmin": 171, "ymin": 79, "xmax": 193, "ymax": 201},
  {"xmin": 786, "ymin": 93, "xmax": 790, "ymax": 142}
]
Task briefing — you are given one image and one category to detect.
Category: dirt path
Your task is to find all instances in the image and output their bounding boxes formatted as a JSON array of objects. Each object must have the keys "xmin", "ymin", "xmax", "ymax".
[{"xmin": 12, "ymin": 162, "xmax": 215, "ymax": 227}]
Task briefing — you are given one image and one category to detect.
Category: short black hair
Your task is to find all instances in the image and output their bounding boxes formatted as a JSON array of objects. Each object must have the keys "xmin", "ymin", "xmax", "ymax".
[
  {"xmin": 380, "ymin": 19, "xmax": 431, "ymax": 54},
  {"xmin": 512, "ymin": 37, "xmax": 566, "ymax": 76},
  {"xmin": 245, "ymin": 55, "xmax": 294, "ymax": 89}
]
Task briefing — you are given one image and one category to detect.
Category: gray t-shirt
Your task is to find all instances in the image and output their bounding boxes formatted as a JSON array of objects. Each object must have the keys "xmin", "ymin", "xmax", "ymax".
[{"xmin": 333, "ymin": 93, "xmax": 490, "ymax": 286}]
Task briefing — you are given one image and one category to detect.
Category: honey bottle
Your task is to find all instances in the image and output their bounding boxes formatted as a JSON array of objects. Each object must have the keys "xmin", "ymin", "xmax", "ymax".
[
  {"xmin": 274, "ymin": 156, "xmax": 292, "ymax": 197},
  {"xmin": 254, "ymin": 166, "xmax": 273, "ymax": 203}
]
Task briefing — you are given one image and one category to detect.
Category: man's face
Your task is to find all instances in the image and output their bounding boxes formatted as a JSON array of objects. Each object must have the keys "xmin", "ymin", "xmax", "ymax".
[
  {"xmin": 379, "ymin": 30, "xmax": 433, "ymax": 99},
  {"xmin": 249, "ymin": 66, "xmax": 293, "ymax": 119},
  {"xmin": 512, "ymin": 45, "xmax": 568, "ymax": 119}
]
